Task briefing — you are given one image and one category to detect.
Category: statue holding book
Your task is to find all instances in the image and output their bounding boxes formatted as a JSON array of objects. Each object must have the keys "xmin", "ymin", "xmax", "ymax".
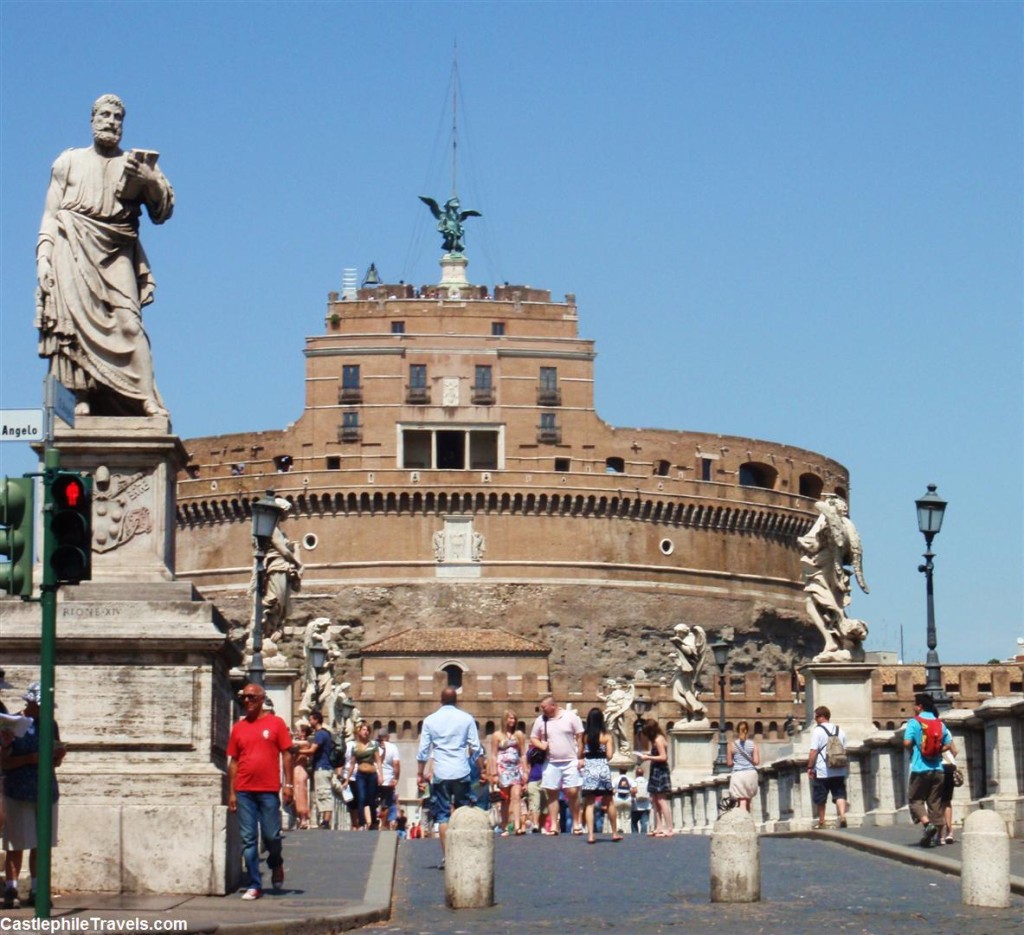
[{"xmin": 35, "ymin": 94, "xmax": 174, "ymax": 417}]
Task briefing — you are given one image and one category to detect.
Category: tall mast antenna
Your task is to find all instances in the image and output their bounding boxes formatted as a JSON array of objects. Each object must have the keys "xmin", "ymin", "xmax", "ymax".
[{"xmin": 451, "ymin": 40, "xmax": 458, "ymax": 198}]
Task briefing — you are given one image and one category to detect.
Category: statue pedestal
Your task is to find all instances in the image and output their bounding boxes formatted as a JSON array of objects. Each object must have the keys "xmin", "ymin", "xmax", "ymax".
[
  {"xmin": 670, "ymin": 721, "xmax": 717, "ymax": 787},
  {"xmin": 439, "ymin": 253, "xmax": 470, "ymax": 298},
  {"xmin": 40, "ymin": 415, "xmax": 186, "ymax": 581},
  {"xmin": 799, "ymin": 663, "xmax": 879, "ymax": 745},
  {"xmin": 0, "ymin": 581, "xmax": 240, "ymax": 894}
]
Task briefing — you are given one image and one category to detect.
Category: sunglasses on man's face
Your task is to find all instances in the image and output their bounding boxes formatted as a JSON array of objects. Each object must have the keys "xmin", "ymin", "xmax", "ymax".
[{"xmin": 241, "ymin": 694, "xmax": 263, "ymax": 702}]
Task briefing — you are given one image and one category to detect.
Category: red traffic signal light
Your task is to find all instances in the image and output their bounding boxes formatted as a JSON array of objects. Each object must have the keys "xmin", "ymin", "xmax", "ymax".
[{"xmin": 50, "ymin": 472, "xmax": 92, "ymax": 584}]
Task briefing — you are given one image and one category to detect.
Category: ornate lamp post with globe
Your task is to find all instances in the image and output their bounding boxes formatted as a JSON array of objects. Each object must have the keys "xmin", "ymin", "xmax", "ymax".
[
  {"xmin": 916, "ymin": 484, "xmax": 950, "ymax": 710},
  {"xmin": 710, "ymin": 639, "xmax": 731, "ymax": 774}
]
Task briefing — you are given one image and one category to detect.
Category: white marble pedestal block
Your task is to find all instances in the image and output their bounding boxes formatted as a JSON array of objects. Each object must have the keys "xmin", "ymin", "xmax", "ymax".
[
  {"xmin": 41, "ymin": 416, "xmax": 186, "ymax": 582},
  {"xmin": 439, "ymin": 253, "xmax": 471, "ymax": 297},
  {"xmin": 670, "ymin": 722, "xmax": 717, "ymax": 788},
  {"xmin": 800, "ymin": 663, "xmax": 879, "ymax": 745},
  {"xmin": 0, "ymin": 581, "xmax": 240, "ymax": 894}
]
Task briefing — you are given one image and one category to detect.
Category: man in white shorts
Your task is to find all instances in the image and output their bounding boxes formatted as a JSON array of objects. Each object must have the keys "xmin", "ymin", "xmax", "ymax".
[{"xmin": 530, "ymin": 695, "xmax": 584, "ymax": 835}]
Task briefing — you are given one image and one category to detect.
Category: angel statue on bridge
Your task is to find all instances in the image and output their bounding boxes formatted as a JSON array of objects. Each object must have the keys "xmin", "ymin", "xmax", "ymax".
[{"xmin": 797, "ymin": 493, "xmax": 870, "ymax": 663}]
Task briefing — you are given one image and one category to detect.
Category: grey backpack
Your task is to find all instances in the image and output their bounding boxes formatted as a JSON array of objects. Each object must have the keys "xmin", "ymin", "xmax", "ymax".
[{"xmin": 824, "ymin": 726, "xmax": 848, "ymax": 769}]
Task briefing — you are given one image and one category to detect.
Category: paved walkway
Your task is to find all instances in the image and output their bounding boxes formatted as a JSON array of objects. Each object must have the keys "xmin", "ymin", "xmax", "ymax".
[{"xmin": 1, "ymin": 822, "xmax": 1020, "ymax": 934}]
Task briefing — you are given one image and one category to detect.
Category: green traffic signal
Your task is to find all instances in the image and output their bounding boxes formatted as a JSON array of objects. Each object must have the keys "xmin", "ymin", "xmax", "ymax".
[
  {"xmin": 50, "ymin": 472, "xmax": 92, "ymax": 584},
  {"xmin": 0, "ymin": 476, "xmax": 35, "ymax": 598}
]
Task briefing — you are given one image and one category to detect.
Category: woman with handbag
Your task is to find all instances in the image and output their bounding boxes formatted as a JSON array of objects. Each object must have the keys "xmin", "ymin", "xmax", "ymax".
[
  {"xmin": 940, "ymin": 739, "xmax": 961, "ymax": 845},
  {"xmin": 725, "ymin": 720, "xmax": 760, "ymax": 811},
  {"xmin": 490, "ymin": 710, "xmax": 527, "ymax": 835},
  {"xmin": 340, "ymin": 721, "xmax": 383, "ymax": 830}
]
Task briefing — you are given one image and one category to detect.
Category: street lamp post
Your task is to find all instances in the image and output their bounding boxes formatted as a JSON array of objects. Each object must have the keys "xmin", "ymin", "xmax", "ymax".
[
  {"xmin": 249, "ymin": 490, "xmax": 288, "ymax": 687},
  {"xmin": 710, "ymin": 639, "xmax": 731, "ymax": 774},
  {"xmin": 308, "ymin": 640, "xmax": 328, "ymax": 712},
  {"xmin": 916, "ymin": 483, "xmax": 950, "ymax": 709},
  {"xmin": 631, "ymin": 695, "xmax": 652, "ymax": 758}
]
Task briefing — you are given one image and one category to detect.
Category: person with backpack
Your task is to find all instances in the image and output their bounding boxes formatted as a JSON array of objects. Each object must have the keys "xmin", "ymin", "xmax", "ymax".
[
  {"xmin": 806, "ymin": 705, "xmax": 849, "ymax": 829},
  {"xmin": 903, "ymin": 692, "xmax": 952, "ymax": 847}
]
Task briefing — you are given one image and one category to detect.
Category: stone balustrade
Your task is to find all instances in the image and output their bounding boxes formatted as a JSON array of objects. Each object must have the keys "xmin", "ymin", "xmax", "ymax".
[{"xmin": 669, "ymin": 695, "xmax": 1024, "ymax": 838}]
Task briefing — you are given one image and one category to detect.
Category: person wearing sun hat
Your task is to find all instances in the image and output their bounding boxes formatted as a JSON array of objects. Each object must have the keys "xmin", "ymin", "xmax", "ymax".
[{"xmin": 1, "ymin": 681, "xmax": 66, "ymax": 909}]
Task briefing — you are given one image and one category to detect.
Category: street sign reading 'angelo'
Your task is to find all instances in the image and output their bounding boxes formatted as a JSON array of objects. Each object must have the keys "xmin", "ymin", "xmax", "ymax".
[{"xmin": 0, "ymin": 409, "xmax": 43, "ymax": 442}]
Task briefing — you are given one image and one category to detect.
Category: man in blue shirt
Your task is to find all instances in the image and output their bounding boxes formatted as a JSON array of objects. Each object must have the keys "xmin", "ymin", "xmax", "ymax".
[
  {"xmin": 416, "ymin": 688, "xmax": 483, "ymax": 867},
  {"xmin": 307, "ymin": 711, "xmax": 334, "ymax": 829},
  {"xmin": 903, "ymin": 692, "xmax": 952, "ymax": 847}
]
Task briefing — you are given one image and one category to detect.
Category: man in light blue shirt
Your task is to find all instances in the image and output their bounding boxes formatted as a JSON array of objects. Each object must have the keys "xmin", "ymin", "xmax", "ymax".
[
  {"xmin": 903, "ymin": 692, "xmax": 951, "ymax": 847},
  {"xmin": 416, "ymin": 687, "xmax": 483, "ymax": 866}
]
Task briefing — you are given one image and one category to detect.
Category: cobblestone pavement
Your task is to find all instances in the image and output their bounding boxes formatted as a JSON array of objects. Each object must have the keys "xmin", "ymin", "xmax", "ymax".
[{"xmin": 372, "ymin": 834, "xmax": 1023, "ymax": 935}]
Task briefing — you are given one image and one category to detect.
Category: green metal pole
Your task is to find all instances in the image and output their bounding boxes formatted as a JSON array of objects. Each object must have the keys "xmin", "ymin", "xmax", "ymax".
[{"xmin": 34, "ymin": 446, "xmax": 60, "ymax": 920}]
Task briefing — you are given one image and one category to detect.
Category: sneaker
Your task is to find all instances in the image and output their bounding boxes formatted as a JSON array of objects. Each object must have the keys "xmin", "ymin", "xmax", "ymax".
[
  {"xmin": 271, "ymin": 864, "xmax": 284, "ymax": 889},
  {"xmin": 919, "ymin": 823, "xmax": 939, "ymax": 847},
  {"xmin": 944, "ymin": 835, "xmax": 954, "ymax": 845},
  {"xmin": 2, "ymin": 889, "xmax": 19, "ymax": 910},
  {"xmin": 839, "ymin": 817, "xmax": 848, "ymax": 829},
  {"xmin": 241, "ymin": 888, "xmax": 262, "ymax": 900}
]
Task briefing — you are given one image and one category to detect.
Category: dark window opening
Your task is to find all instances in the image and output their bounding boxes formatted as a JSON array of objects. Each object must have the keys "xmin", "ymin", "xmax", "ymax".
[
  {"xmin": 342, "ymin": 365, "xmax": 360, "ymax": 388},
  {"xmin": 799, "ymin": 473, "xmax": 824, "ymax": 499},
  {"xmin": 491, "ymin": 322, "xmax": 505, "ymax": 336},
  {"xmin": 701, "ymin": 458, "xmax": 713, "ymax": 482},
  {"xmin": 654, "ymin": 460, "xmax": 670, "ymax": 477},
  {"xmin": 475, "ymin": 365, "xmax": 492, "ymax": 389},
  {"xmin": 469, "ymin": 431, "xmax": 498, "ymax": 470},
  {"xmin": 410, "ymin": 364, "xmax": 427, "ymax": 388},
  {"xmin": 605, "ymin": 457, "xmax": 625, "ymax": 473},
  {"xmin": 343, "ymin": 411, "xmax": 359, "ymax": 428},
  {"xmin": 391, "ymin": 321, "xmax": 405, "ymax": 334},
  {"xmin": 442, "ymin": 664, "xmax": 463, "ymax": 689},
  {"xmin": 739, "ymin": 462, "xmax": 777, "ymax": 489},
  {"xmin": 554, "ymin": 458, "xmax": 571, "ymax": 472},
  {"xmin": 403, "ymin": 430, "xmax": 431, "ymax": 469},
  {"xmin": 437, "ymin": 431, "xmax": 465, "ymax": 470},
  {"xmin": 326, "ymin": 456, "xmax": 341, "ymax": 470},
  {"xmin": 273, "ymin": 455, "xmax": 293, "ymax": 472}
]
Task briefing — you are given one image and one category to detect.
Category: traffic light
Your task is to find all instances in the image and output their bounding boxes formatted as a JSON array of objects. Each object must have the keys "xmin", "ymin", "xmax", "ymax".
[
  {"xmin": 0, "ymin": 477, "xmax": 34, "ymax": 598},
  {"xmin": 50, "ymin": 472, "xmax": 92, "ymax": 584}
]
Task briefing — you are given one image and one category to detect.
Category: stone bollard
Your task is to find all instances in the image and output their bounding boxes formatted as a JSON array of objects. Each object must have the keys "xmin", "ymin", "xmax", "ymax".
[
  {"xmin": 445, "ymin": 805, "xmax": 494, "ymax": 909},
  {"xmin": 710, "ymin": 807, "xmax": 760, "ymax": 903},
  {"xmin": 961, "ymin": 809, "xmax": 1010, "ymax": 908}
]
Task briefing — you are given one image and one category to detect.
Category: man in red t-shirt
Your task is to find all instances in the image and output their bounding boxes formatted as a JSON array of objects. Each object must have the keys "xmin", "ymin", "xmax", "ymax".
[{"xmin": 228, "ymin": 683, "xmax": 294, "ymax": 900}]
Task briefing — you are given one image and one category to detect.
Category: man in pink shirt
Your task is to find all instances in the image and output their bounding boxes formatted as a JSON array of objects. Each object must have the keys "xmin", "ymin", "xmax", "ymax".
[{"xmin": 530, "ymin": 695, "xmax": 584, "ymax": 835}]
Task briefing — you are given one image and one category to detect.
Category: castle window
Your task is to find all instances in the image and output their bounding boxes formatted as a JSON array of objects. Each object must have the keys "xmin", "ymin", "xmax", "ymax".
[
  {"xmin": 473, "ymin": 366, "xmax": 494, "ymax": 405},
  {"xmin": 654, "ymin": 460, "xmax": 670, "ymax": 477},
  {"xmin": 537, "ymin": 413, "xmax": 560, "ymax": 444},
  {"xmin": 739, "ymin": 462, "xmax": 777, "ymax": 489},
  {"xmin": 554, "ymin": 458, "xmax": 570, "ymax": 472},
  {"xmin": 491, "ymin": 322, "xmax": 505, "ymax": 336},
  {"xmin": 538, "ymin": 367, "xmax": 561, "ymax": 406},
  {"xmin": 325, "ymin": 456, "xmax": 341, "ymax": 470},
  {"xmin": 186, "ymin": 464, "xmax": 201, "ymax": 479},
  {"xmin": 407, "ymin": 364, "xmax": 429, "ymax": 404},
  {"xmin": 391, "ymin": 321, "xmax": 405, "ymax": 334},
  {"xmin": 273, "ymin": 455, "xmax": 293, "ymax": 473},
  {"xmin": 340, "ymin": 364, "xmax": 362, "ymax": 403},
  {"xmin": 701, "ymin": 458, "xmax": 714, "ymax": 481},
  {"xmin": 442, "ymin": 664, "xmax": 464, "ymax": 689},
  {"xmin": 799, "ymin": 473, "xmax": 824, "ymax": 499},
  {"xmin": 340, "ymin": 411, "xmax": 361, "ymax": 443},
  {"xmin": 605, "ymin": 457, "xmax": 625, "ymax": 474}
]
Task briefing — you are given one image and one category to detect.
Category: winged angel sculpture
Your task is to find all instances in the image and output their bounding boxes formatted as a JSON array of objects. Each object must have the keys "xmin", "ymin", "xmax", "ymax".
[
  {"xmin": 797, "ymin": 494, "xmax": 870, "ymax": 662},
  {"xmin": 670, "ymin": 624, "xmax": 708, "ymax": 720},
  {"xmin": 419, "ymin": 195, "xmax": 481, "ymax": 254}
]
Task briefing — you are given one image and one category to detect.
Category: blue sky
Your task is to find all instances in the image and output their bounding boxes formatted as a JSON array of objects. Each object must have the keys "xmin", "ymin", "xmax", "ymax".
[{"xmin": 1, "ymin": 1, "xmax": 1020, "ymax": 665}]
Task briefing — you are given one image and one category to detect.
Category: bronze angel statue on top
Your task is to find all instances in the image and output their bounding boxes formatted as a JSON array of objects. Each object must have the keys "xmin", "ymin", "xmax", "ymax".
[
  {"xmin": 797, "ymin": 493, "xmax": 870, "ymax": 662},
  {"xmin": 419, "ymin": 195, "xmax": 481, "ymax": 254}
]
